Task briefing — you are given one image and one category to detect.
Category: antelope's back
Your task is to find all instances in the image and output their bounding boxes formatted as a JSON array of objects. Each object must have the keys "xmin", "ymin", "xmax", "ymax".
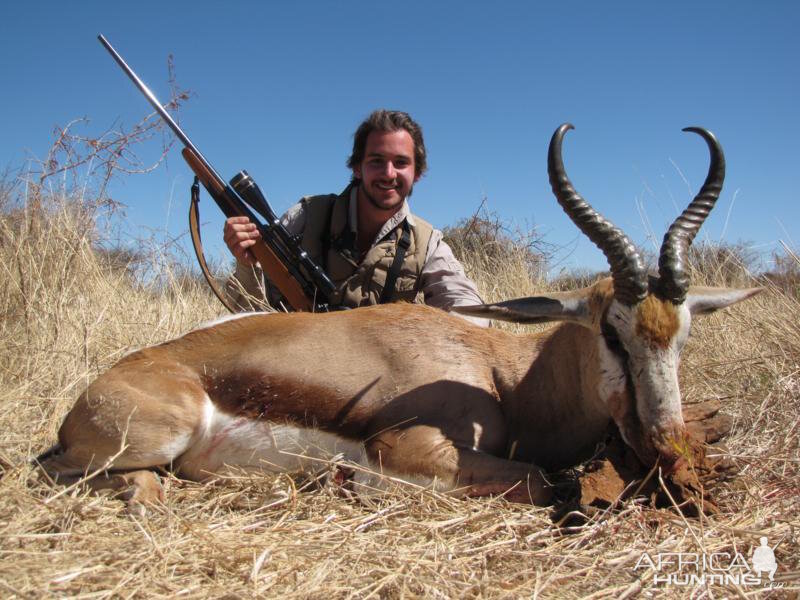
[{"xmin": 127, "ymin": 304, "xmax": 507, "ymax": 431}]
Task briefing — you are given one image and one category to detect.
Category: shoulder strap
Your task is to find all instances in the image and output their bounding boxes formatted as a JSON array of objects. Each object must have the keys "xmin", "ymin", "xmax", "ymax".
[
  {"xmin": 328, "ymin": 186, "xmax": 357, "ymax": 262},
  {"xmin": 379, "ymin": 220, "xmax": 412, "ymax": 304},
  {"xmin": 320, "ymin": 194, "xmax": 338, "ymax": 271}
]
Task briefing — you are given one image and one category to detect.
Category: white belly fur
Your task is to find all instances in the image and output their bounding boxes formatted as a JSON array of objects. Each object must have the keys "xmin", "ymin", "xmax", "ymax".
[{"xmin": 175, "ymin": 395, "xmax": 369, "ymax": 481}]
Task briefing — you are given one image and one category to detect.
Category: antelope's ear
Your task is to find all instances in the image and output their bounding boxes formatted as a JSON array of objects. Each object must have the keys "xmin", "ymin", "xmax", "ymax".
[
  {"xmin": 685, "ymin": 286, "xmax": 762, "ymax": 315},
  {"xmin": 452, "ymin": 291, "xmax": 592, "ymax": 326}
]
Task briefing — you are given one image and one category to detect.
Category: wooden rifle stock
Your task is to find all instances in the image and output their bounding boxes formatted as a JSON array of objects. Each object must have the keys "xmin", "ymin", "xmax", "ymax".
[
  {"xmin": 182, "ymin": 148, "xmax": 314, "ymax": 312},
  {"xmin": 97, "ymin": 34, "xmax": 329, "ymax": 313}
]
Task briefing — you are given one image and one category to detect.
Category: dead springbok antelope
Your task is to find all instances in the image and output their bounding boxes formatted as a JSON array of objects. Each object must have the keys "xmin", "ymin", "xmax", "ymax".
[{"xmin": 39, "ymin": 124, "xmax": 760, "ymax": 510}]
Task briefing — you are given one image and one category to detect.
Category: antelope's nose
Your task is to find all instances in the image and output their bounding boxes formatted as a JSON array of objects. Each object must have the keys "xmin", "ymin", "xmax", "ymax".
[{"xmin": 651, "ymin": 425, "xmax": 689, "ymax": 468}]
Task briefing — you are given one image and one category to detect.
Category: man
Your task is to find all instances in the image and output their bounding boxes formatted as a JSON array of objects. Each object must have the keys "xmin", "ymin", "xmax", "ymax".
[{"xmin": 223, "ymin": 109, "xmax": 487, "ymax": 325}]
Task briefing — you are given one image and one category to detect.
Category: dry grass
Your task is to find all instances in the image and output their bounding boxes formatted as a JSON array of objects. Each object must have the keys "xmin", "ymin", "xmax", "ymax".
[{"xmin": 1, "ymin": 183, "xmax": 798, "ymax": 598}]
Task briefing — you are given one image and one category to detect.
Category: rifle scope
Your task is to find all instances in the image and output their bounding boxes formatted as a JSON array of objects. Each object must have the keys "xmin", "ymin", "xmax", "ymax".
[{"xmin": 231, "ymin": 171, "xmax": 336, "ymax": 297}]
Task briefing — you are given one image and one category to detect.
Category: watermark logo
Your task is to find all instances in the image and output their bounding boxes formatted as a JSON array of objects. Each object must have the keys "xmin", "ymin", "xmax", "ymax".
[
  {"xmin": 751, "ymin": 537, "xmax": 777, "ymax": 582},
  {"xmin": 633, "ymin": 537, "xmax": 782, "ymax": 588}
]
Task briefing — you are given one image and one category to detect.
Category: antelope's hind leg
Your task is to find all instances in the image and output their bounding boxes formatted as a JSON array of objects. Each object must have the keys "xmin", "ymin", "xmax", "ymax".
[
  {"xmin": 38, "ymin": 452, "xmax": 165, "ymax": 515},
  {"xmin": 38, "ymin": 367, "xmax": 206, "ymax": 512},
  {"xmin": 366, "ymin": 425, "xmax": 552, "ymax": 505}
]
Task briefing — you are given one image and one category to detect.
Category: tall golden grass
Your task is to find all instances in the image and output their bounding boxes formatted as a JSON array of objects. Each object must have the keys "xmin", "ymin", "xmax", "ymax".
[{"xmin": 0, "ymin": 169, "xmax": 798, "ymax": 597}]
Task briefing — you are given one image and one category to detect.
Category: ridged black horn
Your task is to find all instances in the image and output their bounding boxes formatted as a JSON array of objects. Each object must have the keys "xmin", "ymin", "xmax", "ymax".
[
  {"xmin": 548, "ymin": 123, "xmax": 647, "ymax": 306},
  {"xmin": 657, "ymin": 127, "xmax": 725, "ymax": 303}
]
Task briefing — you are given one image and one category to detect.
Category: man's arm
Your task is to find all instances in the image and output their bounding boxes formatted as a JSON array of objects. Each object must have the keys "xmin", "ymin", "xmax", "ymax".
[
  {"xmin": 224, "ymin": 203, "xmax": 307, "ymax": 310},
  {"xmin": 420, "ymin": 230, "xmax": 490, "ymax": 327}
]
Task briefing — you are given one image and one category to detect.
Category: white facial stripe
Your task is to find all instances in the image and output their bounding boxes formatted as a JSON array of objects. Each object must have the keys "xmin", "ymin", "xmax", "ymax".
[
  {"xmin": 598, "ymin": 297, "xmax": 694, "ymax": 463},
  {"xmin": 596, "ymin": 336, "xmax": 627, "ymax": 401},
  {"xmin": 597, "ymin": 301, "xmax": 631, "ymax": 403},
  {"xmin": 626, "ymin": 335, "xmax": 683, "ymax": 437},
  {"xmin": 676, "ymin": 304, "xmax": 692, "ymax": 347}
]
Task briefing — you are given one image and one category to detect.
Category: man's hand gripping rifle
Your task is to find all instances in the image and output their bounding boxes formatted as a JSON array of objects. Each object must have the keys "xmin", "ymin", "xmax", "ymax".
[{"xmin": 98, "ymin": 34, "xmax": 336, "ymax": 313}]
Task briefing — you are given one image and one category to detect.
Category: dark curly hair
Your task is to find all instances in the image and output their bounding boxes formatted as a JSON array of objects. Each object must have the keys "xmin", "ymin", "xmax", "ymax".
[{"xmin": 347, "ymin": 110, "xmax": 427, "ymax": 181}]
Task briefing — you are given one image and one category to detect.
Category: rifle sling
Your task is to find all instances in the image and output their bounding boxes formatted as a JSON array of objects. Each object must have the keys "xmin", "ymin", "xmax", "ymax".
[{"xmin": 189, "ymin": 177, "xmax": 239, "ymax": 314}]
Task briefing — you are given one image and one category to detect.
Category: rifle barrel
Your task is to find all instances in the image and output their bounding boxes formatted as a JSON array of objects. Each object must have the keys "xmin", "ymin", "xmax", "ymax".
[
  {"xmin": 98, "ymin": 34, "xmax": 336, "ymax": 308},
  {"xmin": 97, "ymin": 34, "xmax": 223, "ymax": 186}
]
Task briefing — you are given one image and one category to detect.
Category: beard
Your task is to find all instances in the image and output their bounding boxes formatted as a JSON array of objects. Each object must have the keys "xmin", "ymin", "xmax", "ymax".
[{"xmin": 358, "ymin": 180, "xmax": 414, "ymax": 212}]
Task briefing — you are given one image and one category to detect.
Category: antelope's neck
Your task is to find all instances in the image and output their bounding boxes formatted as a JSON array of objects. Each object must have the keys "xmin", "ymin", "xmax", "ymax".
[{"xmin": 493, "ymin": 323, "xmax": 612, "ymax": 470}]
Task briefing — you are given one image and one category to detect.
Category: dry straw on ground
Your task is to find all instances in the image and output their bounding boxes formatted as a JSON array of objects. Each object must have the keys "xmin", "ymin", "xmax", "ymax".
[{"xmin": 1, "ymin": 174, "xmax": 798, "ymax": 598}]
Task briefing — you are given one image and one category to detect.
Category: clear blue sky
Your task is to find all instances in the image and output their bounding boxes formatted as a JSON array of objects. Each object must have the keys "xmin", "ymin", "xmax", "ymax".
[{"xmin": 2, "ymin": 1, "xmax": 798, "ymax": 273}]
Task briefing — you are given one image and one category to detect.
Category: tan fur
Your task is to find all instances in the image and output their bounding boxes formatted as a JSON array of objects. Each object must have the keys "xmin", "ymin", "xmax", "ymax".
[
  {"xmin": 39, "ymin": 278, "xmax": 758, "ymax": 508},
  {"xmin": 42, "ymin": 298, "xmax": 607, "ymax": 505},
  {"xmin": 587, "ymin": 278, "xmax": 616, "ymax": 325},
  {"xmin": 636, "ymin": 295, "xmax": 680, "ymax": 349}
]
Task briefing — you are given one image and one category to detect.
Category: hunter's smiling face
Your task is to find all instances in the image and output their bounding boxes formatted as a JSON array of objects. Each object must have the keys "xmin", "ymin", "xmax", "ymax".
[{"xmin": 353, "ymin": 129, "xmax": 419, "ymax": 213}]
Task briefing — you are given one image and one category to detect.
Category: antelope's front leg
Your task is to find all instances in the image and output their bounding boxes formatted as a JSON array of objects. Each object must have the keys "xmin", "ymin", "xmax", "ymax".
[
  {"xmin": 39, "ymin": 465, "xmax": 164, "ymax": 515},
  {"xmin": 90, "ymin": 470, "xmax": 165, "ymax": 515},
  {"xmin": 365, "ymin": 425, "xmax": 552, "ymax": 505}
]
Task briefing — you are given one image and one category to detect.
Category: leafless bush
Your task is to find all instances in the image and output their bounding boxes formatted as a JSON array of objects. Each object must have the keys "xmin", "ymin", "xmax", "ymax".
[
  {"xmin": 548, "ymin": 268, "xmax": 608, "ymax": 291},
  {"xmin": 685, "ymin": 240, "xmax": 759, "ymax": 287},
  {"xmin": 443, "ymin": 202, "xmax": 554, "ymax": 302},
  {"xmin": 760, "ymin": 243, "xmax": 800, "ymax": 297},
  {"xmin": 33, "ymin": 55, "xmax": 190, "ymax": 201}
]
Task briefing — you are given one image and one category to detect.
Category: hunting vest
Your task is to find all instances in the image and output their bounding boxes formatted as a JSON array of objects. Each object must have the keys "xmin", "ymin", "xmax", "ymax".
[{"xmin": 300, "ymin": 187, "xmax": 434, "ymax": 308}]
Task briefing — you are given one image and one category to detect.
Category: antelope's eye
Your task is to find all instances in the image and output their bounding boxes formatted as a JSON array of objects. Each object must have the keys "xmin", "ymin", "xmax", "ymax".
[{"xmin": 601, "ymin": 320, "xmax": 627, "ymax": 358}]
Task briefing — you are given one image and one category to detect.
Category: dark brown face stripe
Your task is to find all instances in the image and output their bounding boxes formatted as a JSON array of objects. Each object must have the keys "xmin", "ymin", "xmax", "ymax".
[{"xmin": 636, "ymin": 295, "xmax": 680, "ymax": 349}]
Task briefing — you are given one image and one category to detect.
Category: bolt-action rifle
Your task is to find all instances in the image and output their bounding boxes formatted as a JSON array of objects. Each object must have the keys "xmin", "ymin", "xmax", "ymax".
[{"xmin": 98, "ymin": 34, "xmax": 336, "ymax": 313}]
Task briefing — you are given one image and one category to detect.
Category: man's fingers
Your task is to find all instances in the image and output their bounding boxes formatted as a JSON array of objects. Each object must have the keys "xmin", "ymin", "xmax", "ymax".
[
  {"xmin": 224, "ymin": 220, "xmax": 260, "ymax": 243},
  {"xmin": 224, "ymin": 217, "xmax": 261, "ymax": 266},
  {"xmin": 224, "ymin": 227, "xmax": 260, "ymax": 246}
]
